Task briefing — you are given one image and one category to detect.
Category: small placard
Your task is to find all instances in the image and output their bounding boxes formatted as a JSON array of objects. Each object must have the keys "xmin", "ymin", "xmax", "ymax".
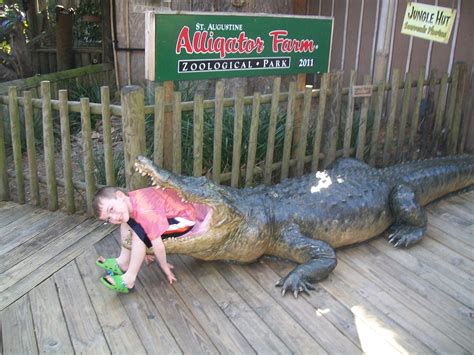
[{"xmin": 352, "ymin": 85, "xmax": 373, "ymax": 97}]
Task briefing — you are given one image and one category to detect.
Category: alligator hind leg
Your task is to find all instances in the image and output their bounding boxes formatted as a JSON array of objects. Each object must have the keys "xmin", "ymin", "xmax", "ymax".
[
  {"xmin": 267, "ymin": 224, "xmax": 337, "ymax": 298},
  {"xmin": 388, "ymin": 184, "xmax": 427, "ymax": 248}
]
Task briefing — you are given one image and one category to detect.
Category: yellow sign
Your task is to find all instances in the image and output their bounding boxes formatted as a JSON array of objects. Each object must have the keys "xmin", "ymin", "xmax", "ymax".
[{"xmin": 401, "ymin": 2, "xmax": 456, "ymax": 44}]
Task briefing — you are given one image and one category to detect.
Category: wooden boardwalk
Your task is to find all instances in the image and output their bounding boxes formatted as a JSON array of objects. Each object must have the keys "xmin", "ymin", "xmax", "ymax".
[{"xmin": 0, "ymin": 191, "xmax": 473, "ymax": 354}]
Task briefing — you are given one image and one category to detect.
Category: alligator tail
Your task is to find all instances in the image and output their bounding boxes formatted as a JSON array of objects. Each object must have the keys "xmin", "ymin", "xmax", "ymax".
[{"xmin": 384, "ymin": 154, "xmax": 474, "ymax": 206}]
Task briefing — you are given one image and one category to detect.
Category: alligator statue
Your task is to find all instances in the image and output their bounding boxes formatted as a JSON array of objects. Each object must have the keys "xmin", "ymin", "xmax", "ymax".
[{"xmin": 130, "ymin": 154, "xmax": 474, "ymax": 297}]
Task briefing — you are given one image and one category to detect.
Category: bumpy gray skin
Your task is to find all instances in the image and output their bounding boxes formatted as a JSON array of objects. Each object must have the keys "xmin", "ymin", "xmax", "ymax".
[{"xmin": 134, "ymin": 155, "xmax": 474, "ymax": 297}]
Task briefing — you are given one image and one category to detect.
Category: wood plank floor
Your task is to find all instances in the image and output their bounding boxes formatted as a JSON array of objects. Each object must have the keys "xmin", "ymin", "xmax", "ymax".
[{"xmin": 0, "ymin": 191, "xmax": 473, "ymax": 354}]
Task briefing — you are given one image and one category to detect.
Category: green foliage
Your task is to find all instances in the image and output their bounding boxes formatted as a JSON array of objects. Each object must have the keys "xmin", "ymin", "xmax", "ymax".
[{"xmin": 93, "ymin": 145, "xmax": 126, "ymax": 187}]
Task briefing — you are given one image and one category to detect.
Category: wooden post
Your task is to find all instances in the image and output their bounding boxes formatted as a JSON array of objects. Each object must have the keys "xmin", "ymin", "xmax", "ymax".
[
  {"xmin": 81, "ymin": 98, "xmax": 95, "ymax": 216},
  {"xmin": 8, "ymin": 86, "xmax": 25, "ymax": 204},
  {"xmin": 213, "ymin": 81, "xmax": 224, "ymax": 183},
  {"xmin": 0, "ymin": 106, "xmax": 9, "ymax": 201},
  {"xmin": 59, "ymin": 90, "xmax": 75, "ymax": 213},
  {"xmin": 373, "ymin": 1, "xmax": 396, "ymax": 82},
  {"xmin": 41, "ymin": 81, "xmax": 58, "ymax": 210},
  {"xmin": 101, "ymin": 86, "xmax": 115, "ymax": 186},
  {"xmin": 23, "ymin": 91, "xmax": 40, "ymax": 206},
  {"xmin": 55, "ymin": 6, "xmax": 74, "ymax": 71},
  {"xmin": 121, "ymin": 86, "xmax": 146, "ymax": 191}
]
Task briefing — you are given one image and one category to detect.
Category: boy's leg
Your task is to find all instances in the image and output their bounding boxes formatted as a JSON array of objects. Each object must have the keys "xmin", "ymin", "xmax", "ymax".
[
  {"xmin": 114, "ymin": 223, "xmax": 133, "ymax": 270},
  {"xmin": 104, "ymin": 230, "xmax": 146, "ymax": 289},
  {"xmin": 96, "ymin": 223, "xmax": 131, "ymax": 273}
]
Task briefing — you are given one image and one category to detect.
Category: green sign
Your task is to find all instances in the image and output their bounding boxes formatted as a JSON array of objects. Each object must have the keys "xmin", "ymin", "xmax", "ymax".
[{"xmin": 152, "ymin": 12, "xmax": 333, "ymax": 81}]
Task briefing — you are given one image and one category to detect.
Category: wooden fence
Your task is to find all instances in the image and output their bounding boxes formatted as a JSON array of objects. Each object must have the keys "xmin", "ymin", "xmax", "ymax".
[
  {"xmin": 0, "ymin": 63, "xmax": 114, "ymax": 97},
  {"xmin": 34, "ymin": 47, "xmax": 105, "ymax": 75},
  {"xmin": 0, "ymin": 63, "xmax": 471, "ymax": 216}
]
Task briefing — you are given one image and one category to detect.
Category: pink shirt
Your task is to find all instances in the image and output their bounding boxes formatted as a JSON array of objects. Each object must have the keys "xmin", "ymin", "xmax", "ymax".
[{"xmin": 129, "ymin": 187, "xmax": 196, "ymax": 240}]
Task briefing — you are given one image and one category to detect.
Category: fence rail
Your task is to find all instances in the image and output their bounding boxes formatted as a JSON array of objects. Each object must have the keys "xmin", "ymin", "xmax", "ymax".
[{"xmin": 0, "ymin": 63, "xmax": 471, "ymax": 216}]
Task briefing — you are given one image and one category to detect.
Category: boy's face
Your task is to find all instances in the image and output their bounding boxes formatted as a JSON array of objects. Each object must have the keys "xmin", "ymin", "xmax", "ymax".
[{"xmin": 98, "ymin": 191, "xmax": 130, "ymax": 224}]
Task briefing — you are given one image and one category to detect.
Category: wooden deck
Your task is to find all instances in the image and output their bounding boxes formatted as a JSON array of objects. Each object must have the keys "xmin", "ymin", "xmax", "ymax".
[{"xmin": 0, "ymin": 191, "xmax": 473, "ymax": 354}]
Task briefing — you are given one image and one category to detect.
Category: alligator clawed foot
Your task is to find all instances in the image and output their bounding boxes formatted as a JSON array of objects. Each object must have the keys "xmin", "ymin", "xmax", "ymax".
[
  {"xmin": 388, "ymin": 225, "xmax": 425, "ymax": 248},
  {"xmin": 275, "ymin": 273, "xmax": 315, "ymax": 298}
]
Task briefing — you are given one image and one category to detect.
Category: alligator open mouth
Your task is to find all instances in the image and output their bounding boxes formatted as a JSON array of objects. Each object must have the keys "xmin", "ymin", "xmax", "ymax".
[{"xmin": 132, "ymin": 157, "xmax": 214, "ymax": 247}]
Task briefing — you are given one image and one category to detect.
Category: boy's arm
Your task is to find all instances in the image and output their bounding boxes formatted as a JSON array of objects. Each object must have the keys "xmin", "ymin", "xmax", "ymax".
[{"xmin": 150, "ymin": 237, "xmax": 176, "ymax": 284}]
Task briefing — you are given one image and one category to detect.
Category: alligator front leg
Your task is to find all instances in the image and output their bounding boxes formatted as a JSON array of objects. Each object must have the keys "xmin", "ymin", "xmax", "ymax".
[
  {"xmin": 388, "ymin": 184, "xmax": 427, "ymax": 247},
  {"xmin": 267, "ymin": 224, "xmax": 337, "ymax": 298}
]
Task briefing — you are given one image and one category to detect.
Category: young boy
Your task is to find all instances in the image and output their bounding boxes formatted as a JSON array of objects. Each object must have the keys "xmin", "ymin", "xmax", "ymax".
[{"xmin": 93, "ymin": 186, "xmax": 196, "ymax": 293}]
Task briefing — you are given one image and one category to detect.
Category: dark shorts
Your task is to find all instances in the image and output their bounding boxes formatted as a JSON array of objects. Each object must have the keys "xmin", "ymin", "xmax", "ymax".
[{"xmin": 126, "ymin": 218, "xmax": 192, "ymax": 249}]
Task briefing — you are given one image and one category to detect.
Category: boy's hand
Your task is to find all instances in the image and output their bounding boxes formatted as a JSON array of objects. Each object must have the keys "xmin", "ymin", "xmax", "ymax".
[{"xmin": 162, "ymin": 263, "xmax": 176, "ymax": 284}]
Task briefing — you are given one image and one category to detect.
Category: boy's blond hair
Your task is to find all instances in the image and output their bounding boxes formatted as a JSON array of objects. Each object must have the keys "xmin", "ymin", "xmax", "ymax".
[{"xmin": 92, "ymin": 186, "xmax": 128, "ymax": 217}]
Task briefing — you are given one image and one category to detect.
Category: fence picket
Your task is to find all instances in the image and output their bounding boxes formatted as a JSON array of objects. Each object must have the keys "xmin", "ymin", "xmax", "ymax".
[
  {"xmin": 296, "ymin": 85, "xmax": 313, "ymax": 176},
  {"xmin": 154, "ymin": 86, "xmax": 165, "ymax": 167},
  {"xmin": 383, "ymin": 69, "xmax": 399, "ymax": 166},
  {"xmin": 311, "ymin": 73, "xmax": 328, "ymax": 172},
  {"xmin": 343, "ymin": 70, "xmax": 357, "ymax": 157},
  {"xmin": 101, "ymin": 86, "xmax": 114, "ymax": 187},
  {"xmin": 432, "ymin": 72, "xmax": 449, "ymax": 154},
  {"xmin": 281, "ymin": 81, "xmax": 296, "ymax": 180},
  {"xmin": 245, "ymin": 92, "xmax": 261, "ymax": 187},
  {"xmin": 449, "ymin": 63, "xmax": 467, "ymax": 154},
  {"xmin": 41, "ymin": 81, "xmax": 58, "ymax": 210},
  {"xmin": 81, "ymin": 97, "xmax": 95, "ymax": 216},
  {"xmin": 172, "ymin": 92, "xmax": 182, "ymax": 175},
  {"xmin": 396, "ymin": 71, "xmax": 412, "ymax": 161},
  {"xmin": 356, "ymin": 75, "xmax": 372, "ymax": 161},
  {"xmin": 59, "ymin": 90, "xmax": 75, "ymax": 213},
  {"xmin": 444, "ymin": 64, "xmax": 459, "ymax": 154},
  {"xmin": 23, "ymin": 91, "xmax": 39, "ymax": 206},
  {"xmin": 459, "ymin": 66, "xmax": 474, "ymax": 153},
  {"xmin": 231, "ymin": 88, "xmax": 244, "ymax": 187},
  {"xmin": 264, "ymin": 77, "xmax": 281, "ymax": 185},
  {"xmin": 369, "ymin": 80, "xmax": 385, "ymax": 166},
  {"xmin": 212, "ymin": 81, "xmax": 224, "ymax": 183},
  {"xmin": 409, "ymin": 67, "xmax": 425, "ymax": 160},
  {"xmin": 193, "ymin": 93, "xmax": 204, "ymax": 177},
  {"xmin": 322, "ymin": 71, "xmax": 343, "ymax": 169},
  {"xmin": 8, "ymin": 87, "xmax": 24, "ymax": 204},
  {"xmin": 421, "ymin": 69, "xmax": 438, "ymax": 156},
  {"xmin": 0, "ymin": 104, "xmax": 8, "ymax": 201}
]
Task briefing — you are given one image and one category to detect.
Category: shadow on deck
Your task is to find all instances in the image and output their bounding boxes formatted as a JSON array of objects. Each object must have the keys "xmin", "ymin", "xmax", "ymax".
[{"xmin": 0, "ymin": 191, "xmax": 473, "ymax": 354}]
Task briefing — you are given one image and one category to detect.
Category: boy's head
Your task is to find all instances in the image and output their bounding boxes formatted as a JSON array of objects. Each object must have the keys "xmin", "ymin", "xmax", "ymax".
[{"xmin": 93, "ymin": 187, "xmax": 131, "ymax": 224}]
